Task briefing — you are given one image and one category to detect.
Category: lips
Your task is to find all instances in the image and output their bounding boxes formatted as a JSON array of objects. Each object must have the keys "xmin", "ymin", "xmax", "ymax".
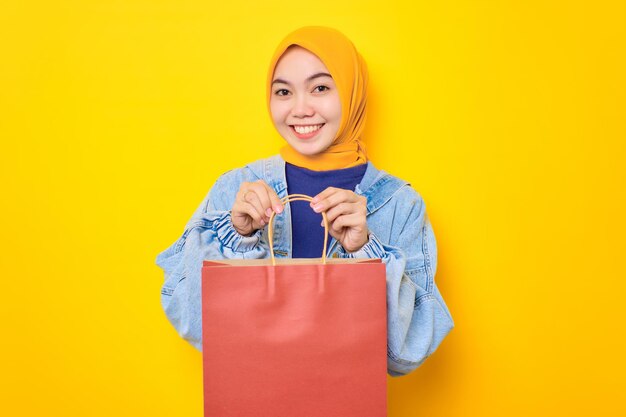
[{"xmin": 290, "ymin": 123, "xmax": 325, "ymax": 139}]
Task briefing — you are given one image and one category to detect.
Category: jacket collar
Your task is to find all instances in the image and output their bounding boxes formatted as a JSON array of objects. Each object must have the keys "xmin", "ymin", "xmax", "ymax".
[{"xmin": 247, "ymin": 154, "xmax": 408, "ymax": 216}]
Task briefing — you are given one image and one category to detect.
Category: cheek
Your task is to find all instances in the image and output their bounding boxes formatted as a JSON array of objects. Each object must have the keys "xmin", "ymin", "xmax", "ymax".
[
  {"xmin": 269, "ymin": 101, "xmax": 288, "ymax": 125},
  {"xmin": 320, "ymin": 96, "xmax": 342, "ymax": 122}
]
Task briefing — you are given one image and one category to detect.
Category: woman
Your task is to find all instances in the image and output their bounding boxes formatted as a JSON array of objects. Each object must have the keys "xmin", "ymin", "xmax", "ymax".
[{"xmin": 156, "ymin": 26, "xmax": 453, "ymax": 377}]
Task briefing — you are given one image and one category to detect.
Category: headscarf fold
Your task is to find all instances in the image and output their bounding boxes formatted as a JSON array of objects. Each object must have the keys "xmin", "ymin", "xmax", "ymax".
[{"xmin": 266, "ymin": 26, "xmax": 369, "ymax": 171}]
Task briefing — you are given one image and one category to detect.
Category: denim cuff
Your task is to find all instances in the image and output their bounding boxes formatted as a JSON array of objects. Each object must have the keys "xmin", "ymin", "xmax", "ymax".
[
  {"xmin": 336, "ymin": 231, "xmax": 386, "ymax": 259},
  {"xmin": 214, "ymin": 211, "xmax": 262, "ymax": 252}
]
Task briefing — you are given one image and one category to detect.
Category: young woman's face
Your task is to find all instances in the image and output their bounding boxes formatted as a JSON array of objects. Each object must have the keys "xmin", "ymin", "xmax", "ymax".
[{"xmin": 270, "ymin": 46, "xmax": 342, "ymax": 156}]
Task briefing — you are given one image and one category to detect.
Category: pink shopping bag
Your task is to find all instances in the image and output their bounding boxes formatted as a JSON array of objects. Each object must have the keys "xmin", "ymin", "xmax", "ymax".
[{"xmin": 201, "ymin": 194, "xmax": 388, "ymax": 416}]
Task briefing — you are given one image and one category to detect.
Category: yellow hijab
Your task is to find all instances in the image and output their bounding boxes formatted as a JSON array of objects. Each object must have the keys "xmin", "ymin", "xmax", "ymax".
[{"xmin": 266, "ymin": 26, "xmax": 369, "ymax": 171}]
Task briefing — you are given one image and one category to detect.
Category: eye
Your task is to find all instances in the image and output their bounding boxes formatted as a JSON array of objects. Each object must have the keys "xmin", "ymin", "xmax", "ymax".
[
  {"xmin": 274, "ymin": 89, "xmax": 290, "ymax": 96},
  {"xmin": 313, "ymin": 85, "xmax": 330, "ymax": 93}
]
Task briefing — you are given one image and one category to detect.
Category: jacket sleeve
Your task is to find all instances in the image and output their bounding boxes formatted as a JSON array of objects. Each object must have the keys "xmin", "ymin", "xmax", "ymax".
[
  {"xmin": 336, "ymin": 189, "xmax": 454, "ymax": 377},
  {"xmin": 155, "ymin": 173, "xmax": 269, "ymax": 351}
]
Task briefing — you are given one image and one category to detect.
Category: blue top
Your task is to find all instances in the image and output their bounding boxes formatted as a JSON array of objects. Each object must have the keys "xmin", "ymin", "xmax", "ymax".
[{"xmin": 285, "ymin": 161, "xmax": 368, "ymax": 258}]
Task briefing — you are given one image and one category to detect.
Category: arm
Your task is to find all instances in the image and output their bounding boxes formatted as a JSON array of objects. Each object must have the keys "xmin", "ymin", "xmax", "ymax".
[
  {"xmin": 336, "ymin": 189, "xmax": 454, "ymax": 376},
  {"xmin": 155, "ymin": 173, "xmax": 269, "ymax": 351}
]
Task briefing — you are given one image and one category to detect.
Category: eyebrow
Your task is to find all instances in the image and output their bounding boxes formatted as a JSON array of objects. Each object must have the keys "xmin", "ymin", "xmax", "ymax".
[{"xmin": 271, "ymin": 72, "xmax": 333, "ymax": 86}]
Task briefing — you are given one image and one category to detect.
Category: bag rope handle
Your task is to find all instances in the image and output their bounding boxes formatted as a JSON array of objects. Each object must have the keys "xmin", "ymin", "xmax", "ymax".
[{"xmin": 267, "ymin": 194, "xmax": 329, "ymax": 266}]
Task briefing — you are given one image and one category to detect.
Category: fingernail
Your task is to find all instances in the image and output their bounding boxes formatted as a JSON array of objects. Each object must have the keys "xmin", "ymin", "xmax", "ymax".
[
  {"xmin": 266, "ymin": 208, "xmax": 272, "ymax": 217},
  {"xmin": 274, "ymin": 205, "xmax": 283, "ymax": 213},
  {"xmin": 311, "ymin": 197, "xmax": 319, "ymax": 203},
  {"xmin": 312, "ymin": 204, "xmax": 321, "ymax": 212}
]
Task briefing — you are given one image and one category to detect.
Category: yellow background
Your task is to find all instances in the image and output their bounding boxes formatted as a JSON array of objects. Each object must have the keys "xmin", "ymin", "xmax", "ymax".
[{"xmin": 1, "ymin": 1, "xmax": 624, "ymax": 415}]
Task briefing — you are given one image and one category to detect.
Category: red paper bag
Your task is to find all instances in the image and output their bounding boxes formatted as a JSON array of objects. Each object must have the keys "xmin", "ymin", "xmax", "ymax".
[{"xmin": 201, "ymin": 194, "xmax": 388, "ymax": 417}]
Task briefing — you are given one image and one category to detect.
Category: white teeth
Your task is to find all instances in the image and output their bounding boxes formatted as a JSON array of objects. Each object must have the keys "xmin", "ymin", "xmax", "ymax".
[{"xmin": 294, "ymin": 124, "xmax": 322, "ymax": 134}]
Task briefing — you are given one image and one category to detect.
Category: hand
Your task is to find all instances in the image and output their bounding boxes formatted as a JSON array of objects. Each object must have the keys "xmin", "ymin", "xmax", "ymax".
[
  {"xmin": 310, "ymin": 187, "xmax": 369, "ymax": 253},
  {"xmin": 231, "ymin": 180, "xmax": 284, "ymax": 237}
]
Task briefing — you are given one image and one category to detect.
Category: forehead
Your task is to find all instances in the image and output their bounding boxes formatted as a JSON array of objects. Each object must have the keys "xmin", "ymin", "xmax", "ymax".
[{"xmin": 272, "ymin": 46, "xmax": 332, "ymax": 80}]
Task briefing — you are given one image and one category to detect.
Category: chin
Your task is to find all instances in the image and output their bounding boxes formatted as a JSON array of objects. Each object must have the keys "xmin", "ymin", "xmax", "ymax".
[
  {"xmin": 289, "ymin": 146, "xmax": 315, "ymax": 156},
  {"xmin": 291, "ymin": 143, "xmax": 328, "ymax": 157}
]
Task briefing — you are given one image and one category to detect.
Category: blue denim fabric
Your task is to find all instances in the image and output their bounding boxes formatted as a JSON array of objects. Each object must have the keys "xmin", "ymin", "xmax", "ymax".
[{"xmin": 155, "ymin": 154, "xmax": 454, "ymax": 377}]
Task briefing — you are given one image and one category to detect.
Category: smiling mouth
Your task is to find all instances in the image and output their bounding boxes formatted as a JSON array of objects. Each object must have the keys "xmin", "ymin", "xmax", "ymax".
[{"xmin": 290, "ymin": 123, "xmax": 325, "ymax": 135}]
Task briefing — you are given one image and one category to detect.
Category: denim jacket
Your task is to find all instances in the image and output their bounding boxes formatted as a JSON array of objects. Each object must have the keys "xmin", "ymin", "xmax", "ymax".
[{"xmin": 155, "ymin": 154, "xmax": 454, "ymax": 377}]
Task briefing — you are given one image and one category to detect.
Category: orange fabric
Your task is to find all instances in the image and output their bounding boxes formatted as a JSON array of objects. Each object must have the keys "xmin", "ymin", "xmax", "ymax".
[{"xmin": 267, "ymin": 26, "xmax": 369, "ymax": 171}]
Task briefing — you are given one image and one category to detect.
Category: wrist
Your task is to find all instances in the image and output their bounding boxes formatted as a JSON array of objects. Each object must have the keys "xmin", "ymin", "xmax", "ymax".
[
  {"xmin": 215, "ymin": 211, "xmax": 262, "ymax": 252},
  {"xmin": 230, "ymin": 212, "xmax": 256, "ymax": 237},
  {"xmin": 233, "ymin": 225, "xmax": 255, "ymax": 237},
  {"xmin": 342, "ymin": 232, "xmax": 371, "ymax": 254},
  {"xmin": 336, "ymin": 231, "xmax": 386, "ymax": 259}
]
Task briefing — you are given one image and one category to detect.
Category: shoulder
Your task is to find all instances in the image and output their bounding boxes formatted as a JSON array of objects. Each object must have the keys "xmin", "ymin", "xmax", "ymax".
[
  {"xmin": 207, "ymin": 155, "xmax": 279, "ymax": 211},
  {"xmin": 364, "ymin": 167, "xmax": 429, "ymax": 243},
  {"xmin": 387, "ymin": 175, "xmax": 426, "ymax": 224},
  {"xmin": 364, "ymin": 163, "xmax": 425, "ymax": 216}
]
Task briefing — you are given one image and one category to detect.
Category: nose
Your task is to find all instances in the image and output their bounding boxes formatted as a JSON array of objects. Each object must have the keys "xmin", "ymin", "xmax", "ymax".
[{"xmin": 291, "ymin": 94, "xmax": 315, "ymax": 118}]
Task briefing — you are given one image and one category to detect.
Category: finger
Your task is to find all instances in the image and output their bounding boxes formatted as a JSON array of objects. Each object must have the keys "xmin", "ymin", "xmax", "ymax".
[
  {"xmin": 235, "ymin": 182, "xmax": 255, "ymax": 207},
  {"xmin": 241, "ymin": 187, "xmax": 269, "ymax": 223},
  {"xmin": 330, "ymin": 212, "xmax": 366, "ymax": 233},
  {"xmin": 235, "ymin": 181, "xmax": 251, "ymax": 202},
  {"xmin": 260, "ymin": 180, "xmax": 284, "ymax": 215},
  {"xmin": 311, "ymin": 187, "xmax": 338, "ymax": 205},
  {"xmin": 324, "ymin": 202, "xmax": 356, "ymax": 223},
  {"xmin": 311, "ymin": 188, "xmax": 352, "ymax": 213},
  {"xmin": 238, "ymin": 201, "xmax": 266, "ymax": 227},
  {"xmin": 246, "ymin": 181, "xmax": 274, "ymax": 218},
  {"xmin": 231, "ymin": 201, "xmax": 261, "ymax": 235},
  {"xmin": 232, "ymin": 197, "xmax": 263, "ymax": 223},
  {"xmin": 248, "ymin": 180, "xmax": 283, "ymax": 218}
]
